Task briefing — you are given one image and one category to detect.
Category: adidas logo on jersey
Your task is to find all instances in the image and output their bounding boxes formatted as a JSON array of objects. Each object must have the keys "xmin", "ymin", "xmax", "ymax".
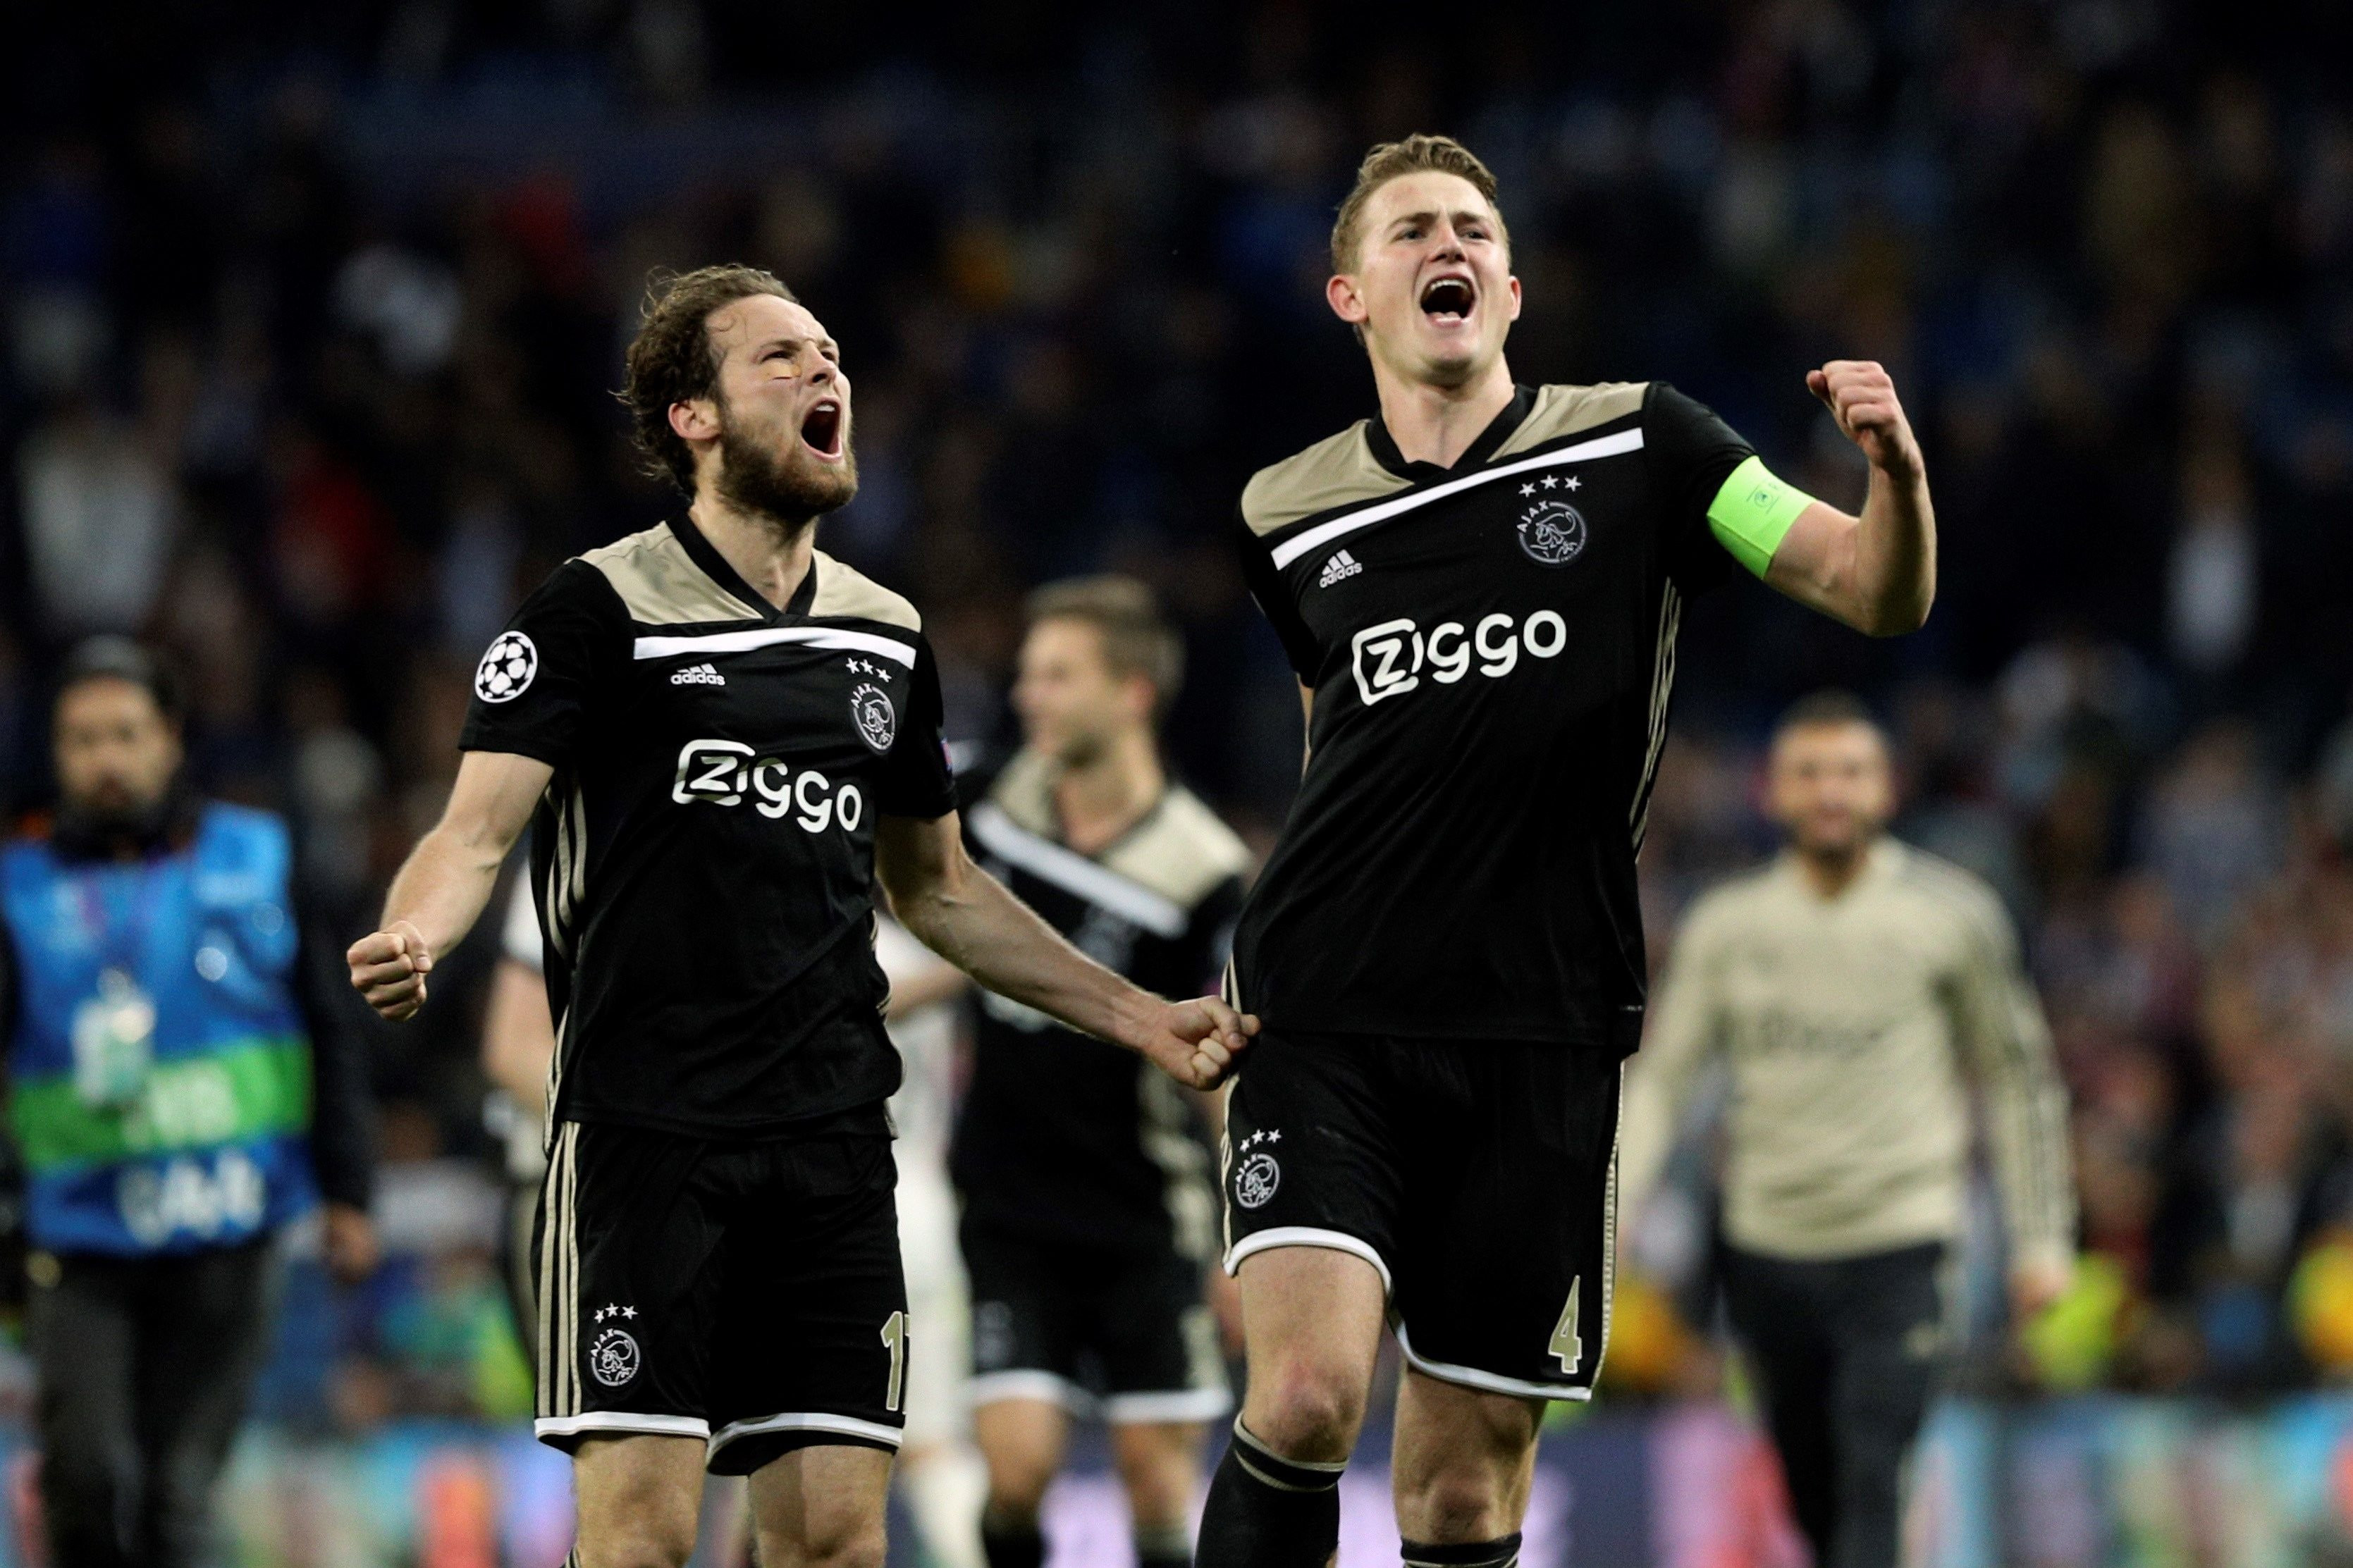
[
  {"xmin": 670, "ymin": 662, "xmax": 725, "ymax": 686},
  {"xmin": 1317, "ymin": 549, "xmax": 1363, "ymax": 588}
]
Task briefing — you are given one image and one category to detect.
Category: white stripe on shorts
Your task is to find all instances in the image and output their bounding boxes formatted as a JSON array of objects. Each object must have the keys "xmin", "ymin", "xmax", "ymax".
[
  {"xmin": 535, "ymin": 1411, "xmax": 712, "ymax": 1441},
  {"xmin": 1222, "ymin": 1226, "xmax": 1394, "ymax": 1296},
  {"xmin": 707, "ymin": 1411, "xmax": 905, "ymax": 1459}
]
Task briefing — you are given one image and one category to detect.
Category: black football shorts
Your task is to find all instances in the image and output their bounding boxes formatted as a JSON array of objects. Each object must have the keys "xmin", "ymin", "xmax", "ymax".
[
  {"xmin": 961, "ymin": 1218, "xmax": 1229, "ymax": 1424},
  {"xmin": 533, "ymin": 1120, "xmax": 909, "ymax": 1474},
  {"xmin": 1221, "ymin": 1030, "xmax": 1623, "ymax": 1400}
]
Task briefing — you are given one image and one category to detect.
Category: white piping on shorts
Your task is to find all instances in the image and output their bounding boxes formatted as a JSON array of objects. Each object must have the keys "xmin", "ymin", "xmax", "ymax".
[
  {"xmin": 969, "ymin": 1369, "xmax": 1090, "ymax": 1412},
  {"xmin": 1223, "ymin": 1226, "xmax": 1393, "ymax": 1297},
  {"xmin": 1391, "ymin": 1324, "xmax": 1592, "ymax": 1403},
  {"xmin": 971, "ymin": 1371, "xmax": 1232, "ymax": 1426},
  {"xmin": 706, "ymin": 1410, "xmax": 904, "ymax": 1459},
  {"xmin": 1101, "ymin": 1387, "xmax": 1234, "ymax": 1424},
  {"xmin": 534, "ymin": 1411, "xmax": 712, "ymax": 1441}
]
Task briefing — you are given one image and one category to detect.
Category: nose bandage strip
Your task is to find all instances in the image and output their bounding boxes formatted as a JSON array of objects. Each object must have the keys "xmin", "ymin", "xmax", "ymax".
[{"xmin": 1707, "ymin": 455, "xmax": 1816, "ymax": 579}]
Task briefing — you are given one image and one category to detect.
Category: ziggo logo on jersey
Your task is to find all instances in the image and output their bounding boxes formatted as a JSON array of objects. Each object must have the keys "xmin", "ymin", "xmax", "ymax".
[
  {"xmin": 1350, "ymin": 610, "xmax": 1570, "ymax": 705},
  {"xmin": 672, "ymin": 739, "xmax": 865, "ymax": 831}
]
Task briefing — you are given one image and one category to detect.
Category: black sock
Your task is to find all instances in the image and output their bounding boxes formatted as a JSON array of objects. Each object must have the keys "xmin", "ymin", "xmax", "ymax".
[
  {"xmin": 1193, "ymin": 1419, "xmax": 1345, "ymax": 1568},
  {"xmin": 1136, "ymin": 1518, "xmax": 1192, "ymax": 1568},
  {"xmin": 1401, "ymin": 1535, "xmax": 1523, "ymax": 1568},
  {"xmin": 981, "ymin": 1512, "xmax": 1046, "ymax": 1568}
]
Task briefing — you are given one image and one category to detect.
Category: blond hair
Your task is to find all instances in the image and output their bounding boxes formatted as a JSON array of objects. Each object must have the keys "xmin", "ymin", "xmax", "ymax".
[
  {"xmin": 1025, "ymin": 576, "xmax": 1184, "ymax": 712},
  {"xmin": 1329, "ymin": 134, "xmax": 1508, "ymax": 276}
]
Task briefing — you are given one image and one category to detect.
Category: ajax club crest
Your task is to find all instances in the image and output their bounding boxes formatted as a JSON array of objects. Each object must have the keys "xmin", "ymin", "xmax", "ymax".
[
  {"xmin": 1232, "ymin": 1128, "xmax": 1284, "ymax": 1209},
  {"xmin": 589, "ymin": 1304, "xmax": 641, "ymax": 1388},
  {"xmin": 1516, "ymin": 500, "xmax": 1587, "ymax": 567},
  {"xmin": 850, "ymin": 683, "xmax": 897, "ymax": 753}
]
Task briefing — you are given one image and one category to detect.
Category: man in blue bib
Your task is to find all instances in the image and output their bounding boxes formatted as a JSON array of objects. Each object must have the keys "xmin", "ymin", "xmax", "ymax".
[{"xmin": 0, "ymin": 638, "xmax": 376, "ymax": 1568}]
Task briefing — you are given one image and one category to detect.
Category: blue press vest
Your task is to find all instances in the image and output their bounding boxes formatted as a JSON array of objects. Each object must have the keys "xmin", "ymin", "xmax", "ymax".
[{"xmin": 1, "ymin": 804, "xmax": 319, "ymax": 1254}]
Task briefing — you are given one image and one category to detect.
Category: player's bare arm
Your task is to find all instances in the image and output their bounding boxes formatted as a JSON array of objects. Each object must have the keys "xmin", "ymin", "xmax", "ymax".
[
  {"xmin": 347, "ymin": 748, "xmax": 549, "ymax": 1020},
  {"xmin": 873, "ymin": 810, "xmax": 1256, "ymax": 1089},
  {"xmin": 1762, "ymin": 359, "xmax": 1935, "ymax": 637}
]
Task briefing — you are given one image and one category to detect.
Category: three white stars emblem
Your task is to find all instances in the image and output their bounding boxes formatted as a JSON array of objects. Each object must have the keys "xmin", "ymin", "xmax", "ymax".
[{"xmin": 593, "ymin": 1303, "xmax": 639, "ymax": 1323}]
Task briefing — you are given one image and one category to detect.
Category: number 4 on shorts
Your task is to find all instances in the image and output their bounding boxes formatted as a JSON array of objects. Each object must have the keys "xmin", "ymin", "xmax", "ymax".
[{"xmin": 1549, "ymin": 1278, "xmax": 1583, "ymax": 1374}]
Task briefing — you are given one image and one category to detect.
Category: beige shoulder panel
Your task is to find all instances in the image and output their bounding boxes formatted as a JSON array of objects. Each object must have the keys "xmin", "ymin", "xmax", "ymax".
[
  {"xmin": 985, "ymin": 749, "xmax": 1059, "ymax": 837},
  {"xmin": 1239, "ymin": 423, "xmax": 1410, "ymax": 538},
  {"xmin": 809, "ymin": 551, "xmax": 922, "ymax": 631},
  {"xmin": 1891, "ymin": 844, "xmax": 2011, "ymax": 937},
  {"xmin": 578, "ymin": 524, "xmax": 766, "ymax": 626},
  {"xmin": 1492, "ymin": 382, "xmax": 1650, "ymax": 460},
  {"xmin": 1102, "ymin": 787, "xmax": 1253, "ymax": 908}
]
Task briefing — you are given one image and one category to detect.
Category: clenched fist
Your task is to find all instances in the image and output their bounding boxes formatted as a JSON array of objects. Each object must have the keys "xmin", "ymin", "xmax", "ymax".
[
  {"xmin": 348, "ymin": 920, "xmax": 434, "ymax": 1021},
  {"xmin": 1807, "ymin": 359, "xmax": 1922, "ymax": 482},
  {"xmin": 1131, "ymin": 995, "xmax": 1259, "ymax": 1090}
]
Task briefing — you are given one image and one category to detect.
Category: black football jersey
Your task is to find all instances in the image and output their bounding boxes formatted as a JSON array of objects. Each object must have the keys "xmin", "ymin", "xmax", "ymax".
[
  {"xmin": 949, "ymin": 751, "xmax": 1249, "ymax": 1257},
  {"xmin": 1232, "ymin": 381, "xmax": 1758, "ymax": 1049},
  {"xmin": 458, "ymin": 517, "xmax": 957, "ymax": 1137}
]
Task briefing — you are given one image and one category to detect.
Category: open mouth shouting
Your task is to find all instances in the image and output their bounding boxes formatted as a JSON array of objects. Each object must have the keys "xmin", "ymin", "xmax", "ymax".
[
  {"xmin": 800, "ymin": 397, "xmax": 845, "ymax": 461},
  {"xmin": 1420, "ymin": 273, "xmax": 1476, "ymax": 326}
]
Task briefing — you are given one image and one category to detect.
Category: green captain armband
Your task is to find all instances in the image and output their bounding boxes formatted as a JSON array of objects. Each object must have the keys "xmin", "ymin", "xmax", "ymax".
[{"xmin": 1706, "ymin": 455, "xmax": 1815, "ymax": 579}]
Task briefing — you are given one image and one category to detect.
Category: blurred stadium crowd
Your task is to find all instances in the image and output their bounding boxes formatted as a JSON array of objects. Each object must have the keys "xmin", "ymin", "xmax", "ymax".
[{"xmin": 5, "ymin": 0, "xmax": 2353, "ymax": 1445}]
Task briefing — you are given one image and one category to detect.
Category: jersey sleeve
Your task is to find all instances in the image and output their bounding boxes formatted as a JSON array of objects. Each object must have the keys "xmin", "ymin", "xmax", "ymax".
[
  {"xmin": 457, "ymin": 561, "xmax": 626, "ymax": 767},
  {"xmin": 873, "ymin": 637, "xmax": 959, "ymax": 820},
  {"xmin": 1642, "ymin": 383, "xmax": 1769, "ymax": 594},
  {"xmin": 1947, "ymin": 889, "xmax": 2078, "ymax": 1273},
  {"xmin": 1236, "ymin": 517, "xmax": 1322, "ymax": 681}
]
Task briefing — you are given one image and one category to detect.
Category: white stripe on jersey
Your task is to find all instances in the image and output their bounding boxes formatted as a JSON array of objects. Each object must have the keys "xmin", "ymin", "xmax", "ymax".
[
  {"xmin": 965, "ymin": 803, "xmax": 1188, "ymax": 939},
  {"xmin": 631, "ymin": 626, "xmax": 917, "ymax": 665},
  {"xmin": 1267, "ymin": 426, "xmax": 1647, "ymax": 569}
]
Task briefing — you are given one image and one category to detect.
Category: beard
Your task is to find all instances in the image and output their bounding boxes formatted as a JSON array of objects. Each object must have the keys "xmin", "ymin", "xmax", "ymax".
[
  {"xmin": 714, "ymin": 407, "xmax": 859, "ymax": 530},
  {"xmin": 54, "ymin": 774, "xmax": 185, "ymax": 857}
]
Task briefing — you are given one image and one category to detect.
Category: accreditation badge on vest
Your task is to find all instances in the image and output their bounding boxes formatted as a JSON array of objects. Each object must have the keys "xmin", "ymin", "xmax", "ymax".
[{"xmin": 70, "ymin": 968, "xmax": 156, "ymax": 1111}]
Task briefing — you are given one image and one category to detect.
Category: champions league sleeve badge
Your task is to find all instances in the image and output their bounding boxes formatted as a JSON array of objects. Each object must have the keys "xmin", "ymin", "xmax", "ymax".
[{"xmin": 474, "ymin": 631, "xmax": 539, "ymax": 703}]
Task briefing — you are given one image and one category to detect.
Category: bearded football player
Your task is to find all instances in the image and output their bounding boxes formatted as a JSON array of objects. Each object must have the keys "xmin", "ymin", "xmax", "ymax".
[{"xmin": 348, "ymin": 265, "xmax": 1253, "ymax": 1568}]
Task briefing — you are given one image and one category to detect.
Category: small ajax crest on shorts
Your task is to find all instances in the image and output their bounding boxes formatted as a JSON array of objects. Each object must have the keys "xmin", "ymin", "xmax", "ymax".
[
  {"xmin": 589, "ymin": 1302, "xmax": 641, "ymax": 1388},
  {"xmin": 1232, "ymin": 1127, "xmax": 1284, "ymax": 1210},
  {"xmin": 1516, "ymin": 500, "xmax": 1587, "ymax": 567},
  {"xmin": 850, "ymin": 682, "xmax": 897, "ymax": 753},
  {"xmin": 474, "ymin": 631, "xmax": 538, "ymax": 703}
]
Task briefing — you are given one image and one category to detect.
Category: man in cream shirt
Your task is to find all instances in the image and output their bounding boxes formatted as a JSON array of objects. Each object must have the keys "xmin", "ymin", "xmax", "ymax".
[{"xmin": 1621, "ymin": 691, "xmax": 2075, "ymax": 1568}]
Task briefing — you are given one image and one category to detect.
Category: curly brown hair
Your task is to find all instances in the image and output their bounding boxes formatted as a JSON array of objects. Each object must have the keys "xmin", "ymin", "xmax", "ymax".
[
  {"xmin": 1328, "ymin": 134, "xmax": 1507, "ymax": 276},
  {"xmin": 620, "ymin": 264, "xmax": 798, "ymax": 493}
]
